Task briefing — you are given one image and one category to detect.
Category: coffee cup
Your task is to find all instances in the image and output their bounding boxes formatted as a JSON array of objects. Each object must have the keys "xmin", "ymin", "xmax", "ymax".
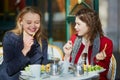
[{"xmin": 29, "ymin": 64, "xmax": 41, "ymax": 80}]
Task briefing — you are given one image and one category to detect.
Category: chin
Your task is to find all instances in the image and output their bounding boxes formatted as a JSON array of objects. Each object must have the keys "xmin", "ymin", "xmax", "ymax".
[
  {"xmin": 28, "ymin": 32, "xmax": 34, "ymax": 36},
  {"xmin": 77, "ymin": 34, "xmax": 82, "ymax": 36}
]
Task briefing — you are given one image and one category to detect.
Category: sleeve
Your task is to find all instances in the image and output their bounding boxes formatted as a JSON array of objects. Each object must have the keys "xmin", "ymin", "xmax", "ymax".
[
  {"xmin": 94, "ymin": 37, "xmax": 113, "ymax": 79},
  {"xmin": 95, "ymin": 38, "xmax": 113, "ymax": 68},
  {"xmin": 70, "ymin": 34, "xmax": 77, "ymax": 45},
  {"xmin": 2, "ymin": 32, "xmax": 30, "ymax": 76},
  {"xmin": 69, "ymin": 34, "xmax": 77, "ymax": 62}
]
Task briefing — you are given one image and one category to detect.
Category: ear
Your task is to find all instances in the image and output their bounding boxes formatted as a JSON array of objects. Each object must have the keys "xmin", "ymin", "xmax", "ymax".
[{"xmin": 18, "ymin": 18, "xmax": 23, "ymax": 25}]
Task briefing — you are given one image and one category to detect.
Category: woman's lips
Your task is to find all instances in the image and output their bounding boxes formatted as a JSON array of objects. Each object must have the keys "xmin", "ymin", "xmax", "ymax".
[
  {"xmin": 75, "ymin": 30, "xmax": 79, "ymax": 34},
  {"xmin": 29, "ymin": 28, "xmax": 36, "ymax": 32}
]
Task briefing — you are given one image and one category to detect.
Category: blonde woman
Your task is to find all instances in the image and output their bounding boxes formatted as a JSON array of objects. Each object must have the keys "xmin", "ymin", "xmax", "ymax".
[{"xmin": 0, "ymin": 6, "xmax": 48, "ymax": 80}]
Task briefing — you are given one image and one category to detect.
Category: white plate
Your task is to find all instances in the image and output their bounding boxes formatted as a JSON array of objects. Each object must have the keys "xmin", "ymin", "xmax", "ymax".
[
  {"xmin": 95, "ymin": 68, "xmax": 106, "ymax": 73},
  {"xmin": 20, "ymin": 71, "xmax": 35, "ymax": 79},
  {"xmin": 20, "ymin": 71, "xmax": 31, "ymax": 75}
]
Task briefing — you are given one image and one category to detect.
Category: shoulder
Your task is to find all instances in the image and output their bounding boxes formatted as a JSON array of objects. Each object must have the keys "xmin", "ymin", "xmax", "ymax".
[
  {"xmin": 4, "ymin": 31, "xmax": 20, "ymax": 39},
  {"xmin": 100, "ymin": 36, "xmax": 113, "ymax": 49},
  {"xmin": 3, "ymin": 31, "xmax": 21, "ymax": 44},
  {"xmin": 100, "ymin": 36, "xmax": 113, "ymax": 44}
]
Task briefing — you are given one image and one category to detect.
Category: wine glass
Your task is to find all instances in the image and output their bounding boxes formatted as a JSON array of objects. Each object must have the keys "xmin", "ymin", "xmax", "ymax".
[{"xmin": 48, "ymin": 47, "xmax": 54, "ymax": 62}]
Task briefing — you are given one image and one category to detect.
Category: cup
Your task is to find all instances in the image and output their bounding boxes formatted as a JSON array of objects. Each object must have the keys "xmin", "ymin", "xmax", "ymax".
[
  {"xmin": 29, "ymin": 64, "xmax": 41, "ymax": 80},
  {"xmin": 48, "ymin": 47, "xmax": 54, "ymax": 60}
]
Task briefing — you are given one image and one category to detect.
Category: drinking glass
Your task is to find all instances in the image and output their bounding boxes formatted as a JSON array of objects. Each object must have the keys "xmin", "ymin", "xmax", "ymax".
[{"xmin": 48, "ymin": 47, "xmax": 54, "ymax": 60}]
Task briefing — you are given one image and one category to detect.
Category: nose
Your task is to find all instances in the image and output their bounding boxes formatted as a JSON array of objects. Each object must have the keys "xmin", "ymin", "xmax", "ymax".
[
  {"xmin": 74, "ymin": 25, "xmax": 77, "ymax": 29},
  {"xmin": 30, "ymin": 23, "xmax": 35, "ymax": 27}
]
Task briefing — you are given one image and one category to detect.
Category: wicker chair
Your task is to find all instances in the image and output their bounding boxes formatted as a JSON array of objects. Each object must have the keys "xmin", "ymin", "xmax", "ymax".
[
  {"xmin": 48, "ymin": 44, "xmax": 64, "ymax": 60},
  {"xmin": 0, "ymin": 47, "xmax": 3, "ymax": 65},
  {"xmin": 107, "ymin": 54, "xmax": 116, "ymax": 80}
]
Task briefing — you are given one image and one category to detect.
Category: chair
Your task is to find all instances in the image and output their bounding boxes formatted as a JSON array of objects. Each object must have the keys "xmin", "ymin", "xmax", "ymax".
[
  {"xmin": 48, "ymin": 44, "xmax": 64, "ymax": 60},
  {"xmin": 0, "ymin": 47, "xmax": 3, "ymax": 65},
  {"xmin": 52, "ymin": 41, "xmax": 65, "ymax": 50},
  {"xmin": 107, "ymin": 54, "xmax": 116, "ymax": 80}
]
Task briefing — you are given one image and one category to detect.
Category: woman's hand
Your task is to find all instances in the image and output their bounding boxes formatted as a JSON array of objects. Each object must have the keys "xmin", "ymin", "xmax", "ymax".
[
  {"xmin": 63, "ymin": 40, "xmax": 73, "ymax": 60},
  {"xmin": 96, "ymin": 44, "xmax": 107, "ymax": 61},
  {"xmin": 22, "ymin": 35, "xmax": 34, "ymax": 56},
  {"xmin": 96, "ymin": 51, "xmax": 106, "ymax": 60}
]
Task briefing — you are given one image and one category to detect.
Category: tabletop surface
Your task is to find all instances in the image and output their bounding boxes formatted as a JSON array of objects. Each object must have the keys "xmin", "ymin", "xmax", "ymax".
[{"xmin": 19, "ymin": 71, "xmax": 99, "ymax": 80}]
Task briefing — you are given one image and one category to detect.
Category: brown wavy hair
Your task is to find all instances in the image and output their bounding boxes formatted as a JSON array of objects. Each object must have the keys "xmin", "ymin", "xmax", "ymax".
[
  {"xmin": 76, "ymin": 8, "xmax": 104, "ymax": 43},
  {"xmin": 11, "ymin": 6, "xmax": 47, "ymax": 46}
]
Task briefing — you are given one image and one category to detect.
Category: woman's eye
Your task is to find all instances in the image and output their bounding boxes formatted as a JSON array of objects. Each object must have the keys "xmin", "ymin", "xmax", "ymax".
[
  {"xmin": 35, "ymin": 21, "xmax": 40, "ymax": 24},
  {"xmin": 27, "ymin": 21, "xmax": 31, "ymax": 24},
  {"xmin": 76, "ymin": 23, "xmax": 80, "ymax": 26},
  {"xmin": 25, "ymin": 20, "xmax": 40, "ymax": 24}
]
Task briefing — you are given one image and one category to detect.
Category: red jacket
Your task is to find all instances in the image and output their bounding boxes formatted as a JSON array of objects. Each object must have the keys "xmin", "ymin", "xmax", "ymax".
[{"xmin": 70, "ymin": 34, "xmax": 113, "ymax": 80}]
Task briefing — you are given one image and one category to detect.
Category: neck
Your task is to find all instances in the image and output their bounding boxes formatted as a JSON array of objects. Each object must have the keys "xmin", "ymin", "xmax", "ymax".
[
  {"xmin": 23, "ymin": 31, "xmax": 32, "ymax": 38},
  {"xmin": 82, "ymin": 37, "xmax": 90, "ymax": 43}
]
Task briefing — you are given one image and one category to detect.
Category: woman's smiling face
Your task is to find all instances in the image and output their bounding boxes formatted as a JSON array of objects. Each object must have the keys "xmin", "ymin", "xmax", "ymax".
[{"xmin": 21, "ymin": 12, "xmax": 40, "ymax": 36}]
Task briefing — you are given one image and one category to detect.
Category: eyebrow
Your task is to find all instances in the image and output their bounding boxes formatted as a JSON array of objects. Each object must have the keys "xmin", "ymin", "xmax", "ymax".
[{"xmin": 23, "ymin": 19, "xmax": 40, "ymax": 22}]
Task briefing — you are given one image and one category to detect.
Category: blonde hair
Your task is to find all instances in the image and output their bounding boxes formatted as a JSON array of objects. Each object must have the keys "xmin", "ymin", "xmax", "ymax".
[{"xmin": 11, "ymin": 6, "xmax": 47, "ymax": 47}]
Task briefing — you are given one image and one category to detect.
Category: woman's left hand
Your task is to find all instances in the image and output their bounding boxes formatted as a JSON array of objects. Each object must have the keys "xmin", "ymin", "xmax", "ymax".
[
  {"xmin": 96, "ymin": 51, "xmax": 106, "ymax": 60},
  {"xmin": 96, "ymin": 43, "xmax": 107, "ymax": 60}
]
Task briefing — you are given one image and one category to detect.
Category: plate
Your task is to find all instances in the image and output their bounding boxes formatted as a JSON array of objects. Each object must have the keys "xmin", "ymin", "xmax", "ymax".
[
  {"xmin": 20, "ymin": 71, "xmax": 31, "ymax": 75},
  {"xmin": 20, "ymin": 71, "xmax": 35, "ymax": 79},
  {"xmin": 95, "ymin": 68, "xmax": 106, "ymax": 73}
]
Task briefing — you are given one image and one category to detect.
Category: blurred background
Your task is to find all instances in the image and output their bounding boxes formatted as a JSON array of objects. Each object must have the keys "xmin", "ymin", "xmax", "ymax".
[{"xmin": 0, "ymin": 0, "xmax": 119, "ymax": 79}]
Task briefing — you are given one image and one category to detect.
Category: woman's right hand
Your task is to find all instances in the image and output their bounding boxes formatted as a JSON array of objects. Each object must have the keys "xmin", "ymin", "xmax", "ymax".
[
  {"xmin": 63, "ymin": 40, "xmax": 73, "ymax": 60},
  {"xmin": 22, "ymin": 35, "xmax": 34, "ymax": 56}
]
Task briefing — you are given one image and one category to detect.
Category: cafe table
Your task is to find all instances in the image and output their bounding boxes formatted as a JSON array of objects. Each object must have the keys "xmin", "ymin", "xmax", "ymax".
[
  {"xmin": 19, "ymin": 61, "xmax": 105, "ymax": 80},
  {"xmin": 19, "ymin": 71, "xmax": 100, "ymax": 80}
]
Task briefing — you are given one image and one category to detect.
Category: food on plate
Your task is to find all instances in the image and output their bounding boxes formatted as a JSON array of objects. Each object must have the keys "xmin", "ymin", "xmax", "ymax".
[
  {"xmin": 84, "ymin": 64, "xmax": 104, "ymax": 72},
  {"xmin": 41, "ymin": 64, "xmax": 50, "ymax": 73},
  {"xmin": 45, "ymin": 64, "xmax": 50, "ymax": 72},
  {"xmin": 41, "ymin": 65, "xmax": 45, "ymax": 72},
  {"xmin": 24, "ymin": 65, "xmax": 30, "ymax": 72}
]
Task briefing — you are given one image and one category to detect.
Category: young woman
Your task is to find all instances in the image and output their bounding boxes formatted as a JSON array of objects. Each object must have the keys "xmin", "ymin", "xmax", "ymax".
[
  {"xmin": 63, "ymin": 8, "xmax": 113, "ymax": 80},
  {"xmin": 0, "ymin": 6, "xmax": 48, "ymax": 80}
]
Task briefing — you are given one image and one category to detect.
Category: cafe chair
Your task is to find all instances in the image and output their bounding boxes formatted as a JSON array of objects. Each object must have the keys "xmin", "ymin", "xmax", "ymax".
[
  {"xmin": 0, "ymin": 47, "xmax": 3, "ymax": 65},
  {"xmin": 107, "ymin": 54, "xmax": 116, "ymax": 80},
  {"xmin": 48, "ymin": 44, "xmax": 64, "ymax": 60}
]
